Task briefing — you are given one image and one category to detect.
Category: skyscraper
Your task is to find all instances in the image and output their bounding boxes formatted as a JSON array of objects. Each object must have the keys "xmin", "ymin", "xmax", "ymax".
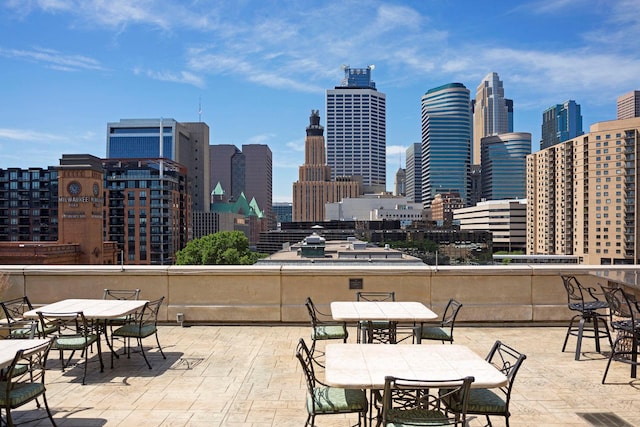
[
  {"xmin": 326, "ymin": 65, "xmax": 386, "ymax": 194},
  {"xmin": 617, "ymin": 90, "xmax": 640, "ymax": 119},
  {"xmin": 209, "ymin": 144, "xmax": 273, "ymax": 229},
  {"xmin": 405, "ymin": 143, "xmax": 422, "ymax": 204},
  {"xmin": 421, "ymin": 83, "xmax": 471, "ymax": 208},
  {"xmin": 292, "ymin": 110, "xmax": 360, "ymax": 222},
  {"xmin": 106, "ymin": 118, "xmax": 210, "ymax": 213},
  {"xmin": 473, "ymin": 72, "xmax": 512, "ymax": 164},
  {"xmin": 540, "ymin": 100, "xmax": 583, "ymax": 149},
  {"xmin": 480, "ymin": 132, "xmax": 531, "ymax": 200}
]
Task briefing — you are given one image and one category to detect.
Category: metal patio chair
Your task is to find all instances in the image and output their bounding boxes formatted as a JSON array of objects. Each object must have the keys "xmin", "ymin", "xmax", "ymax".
[
  {"xmin": 414, "ymin": 298, "xmax": 463, "ymax": 344},
  {"xmin": 356, "ymin": 291, "xmax": 396, "ymax": 344}
]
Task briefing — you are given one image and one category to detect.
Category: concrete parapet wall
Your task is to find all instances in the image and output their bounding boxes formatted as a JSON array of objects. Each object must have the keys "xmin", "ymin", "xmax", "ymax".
[{"xmin": 0, "ymin": 264, "xmax": 630, "ymax": 324}]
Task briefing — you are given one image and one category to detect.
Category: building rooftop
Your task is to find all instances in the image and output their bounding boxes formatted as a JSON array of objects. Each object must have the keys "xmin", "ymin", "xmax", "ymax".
[{"xmin": 13, "ymin": 324, "xmax": 640, "ymax": 426}]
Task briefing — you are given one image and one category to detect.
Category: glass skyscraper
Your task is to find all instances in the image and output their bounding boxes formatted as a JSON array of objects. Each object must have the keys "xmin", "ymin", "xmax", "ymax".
[
  {"xmin": 421, "ymin": 83, "xmax": 471, "ymax": 208},
  {"xmin": 480, "ymin": 132, "xmax": 531, "ymax": 200},
  {"xmin": 326, "ymin": 65, "xmax": 386, "ymax": 194},
  {"xmin": 540, "ymin": 100, "xmax": 583, "ymax": 149}
]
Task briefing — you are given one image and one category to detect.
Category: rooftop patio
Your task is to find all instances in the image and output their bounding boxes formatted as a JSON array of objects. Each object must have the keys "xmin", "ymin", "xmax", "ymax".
[{"xmin": 9, "ymin": 323, "xmax": 640, "ymax": 427}]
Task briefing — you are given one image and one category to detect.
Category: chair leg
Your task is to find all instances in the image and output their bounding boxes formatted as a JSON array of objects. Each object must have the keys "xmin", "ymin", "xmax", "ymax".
[
  {"xmin": 602, "ymin": 340, "xmax": 616, "ymax": 384},
  {"xmin": 155, "ymin": 332, "xmax": 166, "ymax": 360},
  {"xmin": 42, "ymin": 393, "xmax": 57, "ymax": 426},
  {"xmin": 138, "ymin": 337, "xmax": 152, "ymax": 369},
  {"xmin": 562, "ymin": 315, "xmax": 579, "ymax": 352},
  {"xmin": 574, "ymin": 317, "xmax": 586, "ymax": 360}
]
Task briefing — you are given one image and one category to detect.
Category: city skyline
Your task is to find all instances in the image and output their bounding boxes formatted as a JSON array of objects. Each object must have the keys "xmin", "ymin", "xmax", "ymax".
[{"xmin": 1, "ymin": 0, "xmax": 639, "ymax": 202}]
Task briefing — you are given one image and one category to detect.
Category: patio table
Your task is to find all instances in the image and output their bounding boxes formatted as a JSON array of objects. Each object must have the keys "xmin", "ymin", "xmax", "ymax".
[
  {"xmin": 325, "ymin": 343, "xmax": 508, "ymax": 426},
  {"xmin": 23, "ymin": 299, "xmax": 147, "ymax": 357},
  {"xmin": 0, "ymin": 338, "xmax": 51, "ymax": 370},
  {"xmin": 331, "ymin": 301, "xmax": 438, "ymax": 343}
]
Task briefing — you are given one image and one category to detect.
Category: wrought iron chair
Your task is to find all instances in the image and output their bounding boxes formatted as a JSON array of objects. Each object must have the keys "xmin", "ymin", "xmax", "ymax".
[
  {"xmin": 304, "ymin": 297, "xmax": 348, "ymax": 366},
  {"xmin": 296, "ymin": 338, "xmax": 367, "ymax": 427},
  {"xmin": 110, "ymin": 297, "xmax": 166, "ymax": 369},
  {"xmin": 356, "ymin": 291, "xmax": 396, "ymax": 344},
  {"xmin": 36, "ymin": 310, "xmax": 103, "ymax": 385},
  {"xmin": 0, "ymin": 321, "xmax": 39, "ymax": 381},
  {"xmin": 1, "ymin": 296, "xmax": 56, "ymax": 338},
  {"xmin": 600, "ymin": 285, "xmax": 640, "ymax": 383},
  {"xmin": 444, "ymin": 340, "xmax": 526, "ymax": 427},
  {"xmin": 414, "ymin": 298, "xmax": 463, "ymax": 344},
  {"xmin": 102, "ymin": 288, "xmax": 141, "ymax": 354},
  {"xmin": 560, "ymin": 275, "xmax": 611, "ymax": 360},
  {"xmin": 0, "ymin": 340, "xmax": 56, "ymax": 427},
  {"xmin": 380, "ymin": 375, "xmax": 474, "ymax": 426}
]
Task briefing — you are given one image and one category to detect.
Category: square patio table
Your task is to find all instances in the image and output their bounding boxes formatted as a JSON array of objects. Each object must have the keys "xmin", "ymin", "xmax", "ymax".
[
  {"xmin": 325, "ymin": 343, "xmax": 508, "ymax": 426},
  {"xmin": 331, "ymin": 301, "xmax": 438, "ymax": 343}
]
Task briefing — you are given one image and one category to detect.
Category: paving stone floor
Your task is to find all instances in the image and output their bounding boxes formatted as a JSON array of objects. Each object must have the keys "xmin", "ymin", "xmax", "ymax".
[{"xmin": 9, "ymin": 324, "xmax": 640, "ymax": 426}]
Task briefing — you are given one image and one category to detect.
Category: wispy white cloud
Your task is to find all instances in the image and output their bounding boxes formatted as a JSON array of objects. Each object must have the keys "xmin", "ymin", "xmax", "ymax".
[
  {"xmin": 134, "ymin": 67, "xmax": 205, "ymax": 88},
  {"xmin": 0, "ymin": 46, "xmax": 104, "ymax": 71},
  {"xmin": 285, "ymin": 139, "xmax": 305, "ymax": 153},
  {"xmin": 247, "ymin": 133, "xmax": 276, "ymax": 145},
  {"xmin": 0, "ymin": 128, "xmax": 67, "ymax": 141}
]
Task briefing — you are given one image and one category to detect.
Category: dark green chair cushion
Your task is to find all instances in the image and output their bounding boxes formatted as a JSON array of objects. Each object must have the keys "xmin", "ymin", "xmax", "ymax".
[
  {"xmin": 0, "ymin": 382, "xmax": 45, "ymax": 408},
  {"xmin": 307, "ymin": 385, "xmax": 367, "ymax": 414},
  {"xmin": 385, "ymin": 407, "xmax": 451, "ymax": 426},
  {"xmin": 419, "ymin": 326, "xmax": 452, "ymax": 342},
  {"xmin": 312, "ymin": 325, "xmax": 347, "ymax": 341},
  {"xmin": 113, "ymin": 324, "xmax": 157, "ymax": 339},
  {"xmin": 443, "ymin": 388, "xmax": 506, "ymax": 415}
]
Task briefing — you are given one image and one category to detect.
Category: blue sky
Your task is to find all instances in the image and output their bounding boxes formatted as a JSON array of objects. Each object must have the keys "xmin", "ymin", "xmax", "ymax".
[{"xmin": 1, "ymin": 0, "xmax": 639, "ymax": 203}]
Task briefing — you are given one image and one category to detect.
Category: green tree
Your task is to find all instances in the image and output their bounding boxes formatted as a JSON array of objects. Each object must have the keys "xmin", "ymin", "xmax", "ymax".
[{"xmin": 176, "ymin": 231, "xmax": 261, "ymax": 265}]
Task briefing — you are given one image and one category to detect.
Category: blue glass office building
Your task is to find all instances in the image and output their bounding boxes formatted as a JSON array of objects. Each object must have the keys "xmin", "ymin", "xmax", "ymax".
[
  {"xmin": 540, "ymin": 100, "xmax": 583, "ymax": 150},
  {"xmin": 480, "ymin": 132, "xmax": 531, "ymax": 200},
  {"xmin": 421, "ymin": 83, "xmax": 471, "ymax": 208}
]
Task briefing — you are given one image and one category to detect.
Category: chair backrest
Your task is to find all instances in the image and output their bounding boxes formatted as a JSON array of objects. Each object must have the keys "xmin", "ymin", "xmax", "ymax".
[
  {"xmin": 0, "ymin": 320, "xmax": 37, "ymax": 340},
  {"xmin": 441, "ymin": 298, "xmax": 463, "ymax": 328},
  {"xmin": 103, "ymin": 288, "xmax": 140, "ymax": 300},
  {"xmin": 132, "ymin": 297, "xmax": 164, "ymax": 330},
  {"xmin": 36, "ymin": 311, "xmax": 93, "ymax": 340},
  {"xmin": 0, "ymin": 296, "xmax": 34, "ymax": 323},
  {"xmin": 5, "ymin": 339, "xmax": 52, "ymax": 395},
  {"xmin": 600, "ymin": 285, "xmax": 636, "ymax": 326},
  {"xmin": 560, "ymin": 275, "xmax": 588, "ymax": 306},
  {"xmin": 295, "ymin": 338, "xmax": 317, "ymax": 394},
  {"xmin": 485, "ymin": 340, "xmax": 527, "ymax": 404},
  {"xmin": 381, "ymin": 375, "xmax": 474, "ymax": 426},
  {"xmin": 356, "ymin": 291, "xmax": 395, "ymax": 302},
  {"xmin": 305, "ymin": 297, "xmax": 319, "ymax": 326}
]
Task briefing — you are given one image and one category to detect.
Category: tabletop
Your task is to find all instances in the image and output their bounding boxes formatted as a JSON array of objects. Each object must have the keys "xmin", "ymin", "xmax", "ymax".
[
  {"xmin": 23, "ymin": 299, "xmax": 147, "ymax": 320},
  {"xmin": 331, "ymin": 301, "xmax": 438, "ymax": 322},
  {"xmin": 325, "ymin": 343, "xmax": 508, "ymax": 389},
  {"xmin": 0, "ymin": 338, "xmax": 51, "ymax": 370}
]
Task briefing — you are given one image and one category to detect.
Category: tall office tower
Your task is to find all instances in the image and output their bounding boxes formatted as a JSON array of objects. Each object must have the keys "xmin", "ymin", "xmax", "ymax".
[
  {"xmin": 394, "ymin": 168, "xmax": 406, "ymax": 196},
  {"xmin": 242, "ymin": 144, "xmax": 273, "ymax": 229},
  {"xmin": 326, "ymin": 65, "xmax": 386, "ymax": 194},
  {"xmin": 405, "ymin": 143, "xmax": 422, "ymax": 203},
  {"xmin": 421, "ymin": 83, "xmax": 471, "ymax": 208},
  {"xmin": 293, "ymin": 110, "xmax": 361, "ymax": 222},
  {"xmin": 0, "ymin": 167, "xmax": 59, "ymax": 241},
  {"xmin": 540, "ymin": 100, "xmax": 583, "ymax": 149},
  {"xmin": 473, "ymin": 72, "xmax": 512, "ymax": 164},
  {"xmin": 210, "ymin": 144, "xmax": 273, "ymax": 229},
  {"xmin": 480, "ymin": 132, "xmax": 531, "ymax": 200},
  {"xmin": 103, "ymin": 158, "xmax": 190, "ymax": 265},
  {"xmin": 106, "ymin": 118, "xmax": 210, "ymax": 213},
  {"xmin": 527, "ymin": 117, "xmax": 640, "ymax": 264},
  {"xmin": 617, "ymin": 90, "xmax": 640, "ymax": 119}
]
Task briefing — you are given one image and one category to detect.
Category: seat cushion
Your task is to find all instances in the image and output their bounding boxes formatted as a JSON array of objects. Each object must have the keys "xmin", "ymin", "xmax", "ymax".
[
  {"xmin": 385, "ymin": 407, "xmax": 451, "ymax": 426},
  {"xmin": 54, "ymin": 334, "xmax": 98, "ymax": 350},
  {"xmin": 113, "ymin": 323, "xmax": 157, "ymax": 339},
  {"xmin": 307, "ymin": 385, "xmax": 367, "ymax": 414},
  {"xmin": 312, "ymin": 325, "xmax": 347, "ymax": 340},
  {"xmin": 0, "ymin": 382, "xmax": 45, "ymax": 408},
  {"xmin": 419, "ymin": 326, "xmax": 452, "ymax": 342},
  {"xmin": 443, "ymin": 388, "xmax": 506, "ymax": 415}
]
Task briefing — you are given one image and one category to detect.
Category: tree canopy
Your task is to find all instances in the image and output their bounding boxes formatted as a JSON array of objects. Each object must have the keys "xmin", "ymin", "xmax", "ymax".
[{"xmin": 175, "ymin": 231, "xmax": 261, "ymax": 265}]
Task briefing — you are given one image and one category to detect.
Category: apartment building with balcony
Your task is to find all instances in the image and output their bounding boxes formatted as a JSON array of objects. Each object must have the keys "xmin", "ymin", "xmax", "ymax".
[{"xmin": 527, "ymin": 117, "xmax": 640, "ymax": 264}]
